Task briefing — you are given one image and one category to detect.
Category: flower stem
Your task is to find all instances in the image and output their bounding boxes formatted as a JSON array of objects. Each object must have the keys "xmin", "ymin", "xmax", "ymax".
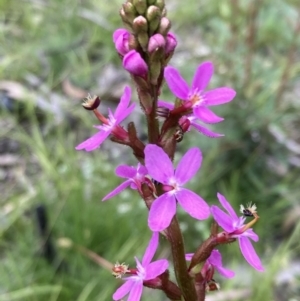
[
  {"xmin": 166, "ymin": 216, "xmax": 197, "ymax": 301},
  {"xmin": 146, "ymin": 84, "xmax": 160, "ymax": 143}
]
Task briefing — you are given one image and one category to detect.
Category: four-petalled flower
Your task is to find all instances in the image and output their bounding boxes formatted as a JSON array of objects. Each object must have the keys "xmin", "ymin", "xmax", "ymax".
[
  {"xmin": 113, "ymin": 232, "xmax": 168, "ymax": 301},
  {"xmin": 75, "ymin": 86, "xmax": 135, "ymax": 152},
  {"xmin": 164, "ymin": 61, "xmax": 236, "ymax": 124},
  {"xmin": 144, "ymin": 144, "xmax": 210, "ymax": 231},
  {"xmin": 211, "ymin": 193, "xmax": 264, "ymax": 271}
]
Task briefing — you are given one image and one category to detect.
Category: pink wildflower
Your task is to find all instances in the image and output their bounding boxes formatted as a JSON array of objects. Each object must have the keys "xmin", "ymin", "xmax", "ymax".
[
  {"xmin": 144, "ymin": 144, "xmax": 210, "ymax": 231},
  {"xmin": 75, "ymin": 86, "xmax": 135, "ymax": 152},
  {"xmin": 113, "ymin": 232, "xmax": 168, "ymax": 301},
  {"xmin": 211, "ymin": 193, "xmax": 264, "ymax": 272},
  {"xmin": 164, "ymin": 61, "xmax": 236, "ymax": 124}
]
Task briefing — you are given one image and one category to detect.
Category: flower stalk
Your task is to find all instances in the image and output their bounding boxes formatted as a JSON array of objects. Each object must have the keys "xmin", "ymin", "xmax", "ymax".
[{"xmin": 74, "ymin": 0, "xmax": 264, "ymax": 300}]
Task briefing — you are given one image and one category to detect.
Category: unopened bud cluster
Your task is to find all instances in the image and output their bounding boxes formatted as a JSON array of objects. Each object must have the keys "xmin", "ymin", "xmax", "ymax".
[{"xmin": 114, "ymin": 0, "xmax": 177, "ymax": 113}]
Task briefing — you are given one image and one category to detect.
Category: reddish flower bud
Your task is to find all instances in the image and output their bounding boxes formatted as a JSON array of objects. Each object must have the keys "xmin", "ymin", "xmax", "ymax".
[{"xmin": 123, "ymin": 50, "xmax": 148, "ymax": 76}]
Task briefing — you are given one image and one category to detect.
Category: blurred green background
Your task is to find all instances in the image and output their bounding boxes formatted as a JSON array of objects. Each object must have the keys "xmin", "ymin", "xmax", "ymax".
[{"xmin": 1, "ymin": 0, "xmax": 300, "ymax": 300}]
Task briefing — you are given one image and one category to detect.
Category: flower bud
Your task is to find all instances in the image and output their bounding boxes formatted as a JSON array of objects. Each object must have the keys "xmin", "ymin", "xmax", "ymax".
[
  {"xmin": 165, "ymin": 32, "xmax": 177, "ymax": 54},
  {"xmin": 113, "ymin": 29, "xmax": 130, "ymax": 56},
  {"xmin": 133, "ymin": 0, "xmax": 147, "ymax": 15},
  {"xmin": 137, "ymin": 31, "xmax": 149, "ymax": 51},
  {"xmin": 147, "ymin": 0, "xmax": 156, "ymax": 4},
  {"xmin": 146, "ymin": 5, "xmax": 161, "ymax": 34},
  {"xmin": 158, "ymin": 17, "xmax": 171, "ymax": 36},
  {"xmin": 123, "ymin": 50, "xmax": 148, "ymax": 77},
  {"xmin": 133, "ymin": 16, "xmax": 148, "ymax": 33},
  {"xmin": 148, "ymin": 33, "xmax": 165, "ymax": 53},
  {"xmin": 120, "ymin": 8, "xmax": 131, "ymax": 26},
  {"xmin": 155, "ymin": 0, "xmax": 165, "ymax": 10},
  {"xmin": 146, "ymin": 5, "xmax": 161, "ymax": 21},
  {"xmin": 122, "ymin": 2, "xmax": 137, "ymax": 24}
]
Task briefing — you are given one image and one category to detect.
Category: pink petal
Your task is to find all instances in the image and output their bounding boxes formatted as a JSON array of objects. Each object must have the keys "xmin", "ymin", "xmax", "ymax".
[
  {"xmin": 116, "ymin": 165, "xmax": 137, "ymax": 179},
  {"xmin": 114, "ymin": 29, "xmax": 130, "ymax": 56},
  {"xmin": 113, "ymin": 28, "xmax": 128, "ymax": 43},
  {"xmin": 208, "ymin": 250, "xmax": 235, "ymax": 278},
  {"xmin": 116, "ymin": 103, "xmax": 135, "ymax": 124},
  {"xmin": 148, "ymin": 193, "xmax": 176, "ymax": 231},
  {"xmin": 176, "ymin": 189, "xmax": 210, "ymax": 220},
  {"xmin": 204, "ymin": 87, "xmax": 236, "ymax": 106},
  {"xmin": 208, "ymin": 250, "xmax": 222, "ymax": 266},
  {"xmin": 144, "ymin": 144, "xmax": 174, "ymax": 184},
  {"xmin": 114, "ymin": 86, "xmax": 133, "ymax": 121},
  {"xmin": 193, "ymin": 106, "xmax": 224, "ymax": 124},
  {"xmin": 165, "ymin": 32, "xmax": 177, "ymax": 54},
  {"xmin": 215, "ymin": 265, "xmax": 235, "ymax": 278},
  {"xmin": 158, "ymin": 100, "xmax": 174, "ymax": 110},
  {"xmin": 145, "ymin": 259, "xmax": 169, "ymax": 280},
  {"xmin": 102, "ymin": 180, "xmax": 131, "ymax": 201},
  {"xmin": 136, "ymin": 163, "xmax": 148, "ymax": 176},
  {"xmin": 243, "ymin": 229, "xmax": 259, "ymax": 242},
  {"xmin": 190, "ymin": 121, "xmax": 224, "ymax": 138},
  {"xmin": 210, "ymin": 205, "xmax": 235, "ymax": 232},
  {"xmin": 113, "ymin": 280, "xmax": 134, "ymax": 300},
  {"xmin": 192, "ymin": 61, "xmax": 214, "ymax": 91},
  {"xmin": 175, "ymin": 147, "xmax": 202, "ymax": 185},
  {"xmin": 75, "ymin": 130, "xmax": 110, "ymax": 151},
  {"xmin": 164, "ymin": 66, "xmax": 190, "ymax": 100},
  {"xmin": 123, "ymin": 50, "xmax": 148, "ymax": 77},
  {"xmin": 142, "ymin": 232, "xmax": 159, "ymax": 266},
  {"xmin": 127, "ymin": 281, "xmax": 143, "ymax": 301},
  {"xmin": 239, "ymin": 237, "xmax": 264, "ymax": 272},
  {"xmin": 216, "ymin": 193, "xmax": 238, "ymax": 220}
]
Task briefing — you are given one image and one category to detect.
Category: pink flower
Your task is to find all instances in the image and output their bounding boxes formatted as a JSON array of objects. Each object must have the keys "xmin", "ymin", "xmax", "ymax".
[
  {"xmin": 102, "ymin": 163, "xmax": 148, "ymax": 201},
  {"xmin": 113, "ymin": 28, "xmax": 130, "ymax": 56},
  {"xmin": 75, "ymin": 86, "xmax": 135, "ymax": 152},
  {"xmin": 123, "ymin": 50, "xmax": 148, "ymax": 77},
  {"xmin": 164, "ymin": 61, "xmax": 236, "ymax": 124},
  {"xmin": 211, "ymin": 193, "xmax": 264, "ymax": 272},
  {"xmin": 113, "ymin": 232, "xmax": 168, "ymax": 301},
  {"xmin": 158, "ymin": 100, "xmax": 223, "ymax": 138},
  {"xmin": 186, "ymin": 249, "xmax": 235, "ymax": 279},
  {"xmin": 144, "ymin": 144, "xmax": 210, "ymax": 231}
]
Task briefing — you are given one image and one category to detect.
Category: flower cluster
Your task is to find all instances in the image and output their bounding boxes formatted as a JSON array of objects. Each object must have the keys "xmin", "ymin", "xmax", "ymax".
[{"xmin": 75, "ymin": 0, "xmax": 263, "ymax": 300}]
